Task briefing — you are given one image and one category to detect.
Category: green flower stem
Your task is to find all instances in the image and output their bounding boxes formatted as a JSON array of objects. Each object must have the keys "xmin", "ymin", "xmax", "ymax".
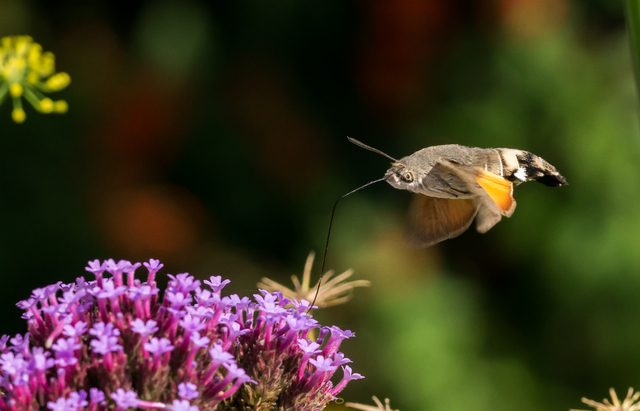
[
  {"xmin": 23, "ymin": 88, "xmax": 40, "ymax": 111},
  {"xmin": 0, "ymin": 83, "xmax": 8, "ymax": 106},
  {"xmin": 626, "ymin": 0, "xmax": 640, "ymax": 102}
]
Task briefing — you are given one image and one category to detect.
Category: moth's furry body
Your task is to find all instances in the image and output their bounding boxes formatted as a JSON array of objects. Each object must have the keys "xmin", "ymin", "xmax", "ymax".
[
  {"xmin": 348, "ymin": 138, "xmax": 567, "ymax": 247},
  {"xmin": 386, "ymin": 144, "xmax": 566, "ymax": 196}
]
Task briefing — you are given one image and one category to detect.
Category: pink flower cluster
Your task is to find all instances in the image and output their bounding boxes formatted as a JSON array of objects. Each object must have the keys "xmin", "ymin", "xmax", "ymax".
[{"xmin": 0, "ymin": 259, "xmax": 362, "ymax": 411}]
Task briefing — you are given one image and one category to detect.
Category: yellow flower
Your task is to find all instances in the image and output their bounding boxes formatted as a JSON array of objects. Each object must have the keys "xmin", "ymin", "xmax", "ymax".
[
  {"xmin": 573, "ymin": 388, "xmax": 640, "ymax": 411},
  {"xmin": 0, "ymin": 35, "xmax": 70, "ymax": 123},
  {"xmin": 257, "ymin": 251, "xmax": 370, "ymax": 309},
  {"xmin": 345, "ymin": 396, "xmax": 399, "ymax": 411}
]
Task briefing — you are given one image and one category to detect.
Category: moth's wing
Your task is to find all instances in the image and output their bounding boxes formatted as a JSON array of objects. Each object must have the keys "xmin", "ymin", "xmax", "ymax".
[
  {"xmin": 460, "ymin": 165, "xmax": 516, "ymax": 217},
  {"xmin": 473, "ymin": 202, "xmax": 503, "ymax": 233},
  {"xmin": 407, "ymin": 195, "xmax": 478, "ymax": 247},
  {"xmin": 424, "ymin": 161, "xmax": 516, "ymax": 233},
  {"xmin": 419, "ymin": 161, "xmax": 475, "ymax": 198}
]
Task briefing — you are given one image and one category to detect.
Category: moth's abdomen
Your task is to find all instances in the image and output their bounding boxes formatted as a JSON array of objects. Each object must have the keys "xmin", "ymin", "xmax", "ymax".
[{"xmin": 498, "ymin": 149, "xmax": 567, "ymax": 187}]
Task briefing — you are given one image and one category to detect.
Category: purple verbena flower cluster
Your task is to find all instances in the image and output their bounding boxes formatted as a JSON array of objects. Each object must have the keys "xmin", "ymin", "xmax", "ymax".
[{"xmin": 0, "ymin": 259, "xmax": 363, "ymax": 411}]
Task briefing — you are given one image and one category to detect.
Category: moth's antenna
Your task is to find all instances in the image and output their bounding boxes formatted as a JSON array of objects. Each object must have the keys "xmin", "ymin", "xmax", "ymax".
[
  {"xmin": 309, "ymin": 175, "xmax": 387, "ymax": 311},
  {"xmin": 347, "ymin": 137, "xmax": 398, "ymax": 162}
]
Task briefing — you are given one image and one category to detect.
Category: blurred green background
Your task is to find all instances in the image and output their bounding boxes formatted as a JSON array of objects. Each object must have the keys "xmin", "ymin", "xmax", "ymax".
[{"xmin": 0, "ymin": 0, "xmax": 636, "ymax": 410}]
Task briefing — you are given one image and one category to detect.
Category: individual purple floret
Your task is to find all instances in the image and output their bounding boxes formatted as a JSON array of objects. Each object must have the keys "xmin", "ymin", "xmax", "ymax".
[
  {"xmin": 330, "ymin": 365, "xmax": 364, "ymax": 396},
  {"xmin": 85, "ymin": 260, "xmax": 104, "ymax": 277},
  {"xmin": 90, "ymin": 335, "xmax": 123, "ymax": 355},
  {"xmin": 168, "ymin": 399, "xmax": 198, "ymax": 411},
  {"xmin": 322, "ymin": 325, "xmax": 355, "ymax": 358},
  {"xmin": 209, "ymin": 343, "xmax": 235, "ymax": 367},
  {"xmin": 68, "ymin": 391, "xmax": 89, "ymax": 409},
  {"xmin": 10, "ymin": 334, "xmax": 29, "ymax": 354},
  {"xmin": 144, "ymin": 337, "xmax": 174, "ymax": 356},
  {"xmin": 178, "ymin": 382, "xmax": 199, "ymax": 400},
  {"xmin": 0, "ymin": 258, "xmax": 362, "ymax": 411},
  {"xmin": 203, "ymin": 276, "xmax": 230, "ymax": 293},
  {"xmin": 47, "ymin": 397, "xmax": 70, "ymax": 411},
  {"xmin": 89, "ymin": 322, "xmax": 120, "ymax": 338},
  {"xmin": 189, "ymin": 332, "xmax": 210, "ymax": 348},
  {"xmin": 130, "ymin": 319, "xmax": 158, "ymax": 337},
  {"xmin": 51, "ymin": 337, "xmax": 81, "ymax": 367},
  {"xmin": 31, "ymin": 347, "xmax": 55, "ymax": 371},
  {"xmin": 143, "ymin": 259, "xmax": 163, "ymax": 284},
  {"xmin": 62, "ymin": 321, "xmax": 88, "ymax": 338},
  {"xmin": 89, "ymin": 388, "xmax": 105, "ymax": 404},
  {"xmin": 111, "ymin": 388, "xmax": 139, "ymax": 411}
]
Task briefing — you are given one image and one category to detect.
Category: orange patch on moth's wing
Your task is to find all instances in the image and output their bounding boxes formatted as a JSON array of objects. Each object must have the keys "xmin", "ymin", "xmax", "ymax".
[
  {"xmin": 436, "ymin": 197, "xmax": 477, "ymax": 230},
  {"xmin": 407, "ymin": 196, "xmax": 478, "ymax": 247},
  {"xmin": 474, "ymin": 170, "xmax": 515, "ymax": 215}
]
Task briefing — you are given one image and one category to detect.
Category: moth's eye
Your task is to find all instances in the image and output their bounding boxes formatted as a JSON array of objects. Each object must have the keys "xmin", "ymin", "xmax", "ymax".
[{"xmin": 401, "ymin": 172, "xmax": 414, "ymax": 183}]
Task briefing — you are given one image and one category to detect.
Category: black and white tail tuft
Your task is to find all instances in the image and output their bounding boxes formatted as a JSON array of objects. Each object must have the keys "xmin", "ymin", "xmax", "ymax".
[{"xmin": 500, "ymin": 149, "xmax": 567, "ymax": 187}]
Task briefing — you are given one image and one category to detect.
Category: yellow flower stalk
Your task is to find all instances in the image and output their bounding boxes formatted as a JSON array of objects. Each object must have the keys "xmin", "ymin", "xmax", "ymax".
[
  {"xmin": 258, "ymin": 251, "xmax": 371, "ymax": 309},
  {"xmin": 0, "ymin": 35, "xmax": 70, "ymax": 123},
  {"xmin": 345, "ymin": 396, "xmax": 399, "ymax": 411},
  {"xmin": 573, "ymin": 388, "xmax": 640, "ymax": 411}
]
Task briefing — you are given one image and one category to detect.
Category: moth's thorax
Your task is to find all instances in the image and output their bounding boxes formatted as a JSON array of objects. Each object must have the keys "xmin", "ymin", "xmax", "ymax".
[
  {"xmin": 400, "ymin": 144, "xmax": 475, "ymax": 168},
  {"xmin": 407, "ymin": 145, "xmax": 503, "ymax": 172},
  {"xmin": 385, "ymin": 144, "xmax": 498, "ymax": 194}
]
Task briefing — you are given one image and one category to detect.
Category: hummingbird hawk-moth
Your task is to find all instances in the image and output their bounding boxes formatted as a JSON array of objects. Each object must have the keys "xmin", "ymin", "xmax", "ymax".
[
  {"xmin": 348, "ymin": 137, "xmax": 568, "ymax": 247},
  {"xmin": 309, "ymin": 137, "xmax": 567, "ymax": 309}
]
